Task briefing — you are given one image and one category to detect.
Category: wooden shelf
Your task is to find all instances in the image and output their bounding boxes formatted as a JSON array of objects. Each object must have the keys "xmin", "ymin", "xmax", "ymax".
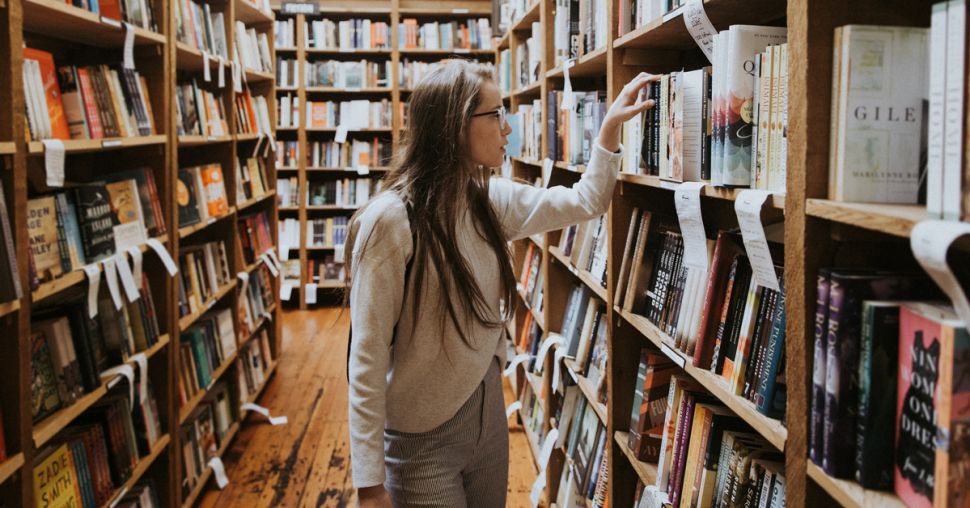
[
  {"xmin": 548, "ymin": 246, "xmax": 607, "ymax": 301},
  {"xmin": 181, "ymin": 422, "xmax": 240, "ymax": 508},
  {"xmin": 398, "ymin": 48, "xmax": 494, "ymax": 56},
  {"xmin": 275, "ymin": 46, "xmax": 298, "ymax": 53},
  {"xmin": 104, "ymin": 434, "xmax": 171, "ymax": 508},
  {"xmin": 398, "ymin": 6, "xmax": 491, "ymax": 16},
  {"xmin": 497, "ymin": 31, "xmax": 511, "ymax": 50},
  {"xmin": 618, "ymin": 173, "xmax": 787, "ymax": 209},
  {"xmin": 0, "ymin": 142, "xmax": 15, "ymax": 155},
  {"xmin": 510, "ymin": 1, "xmax": 542, "ymax": 32},
  {"xmin": 306, "ymin": 166, "xmax": 392, "ymax": 172},
  {"xmin": 242, "ymin": 361, "xmax": 278, "ymax": 407},
  {"xmin": 305, "ymin": 205, "xmax": 359, "ymax": 211},
  {"xmin": 512, "ymin": 156, "xmax": 543, "ymax": 167},
  {"xmin": 178, "ymin": 134, "xmax": 232, "ymax": 146},
  {"xmin": 28, "ymin": 135, "xmax": 167, "ymax": 155},
  {"xmin": 234, "ymin": 0, "xmax": 274, "ymax": 25},
  {"xmin": 32, "ymin": 236, "xmax": 168, "ymax": 302},
  {"xmin": 305, "ymin": 245, "xmax": 338, "ymax": 251},
  {"xmin": 613, "ymin": 431, "xmax": 658, "ymax": 486},
  {"xmin": 175, "ymin": 43, "xmax": 228, "ymax": 74},
  {"xmin": 244, "ymin": 68, "xmax": 275, "ymax": 82},
  {"xmin": 805, "ymin": 199, "xmax": 925, "ymax": 238},
  {"xmin": 563, "ymin": 358, "xmax": 607, "ymax": 425},
  {"xmin": 179, "ymin": 351, "xmax": 239, "ymax": 425},
  {"xmin": 315, "ymin": 280, "xmax": 345, "ymax": 289},
  {"xmin": 235, "ymin": 133, "xmax": 262, "ymax": 142},
  {"xmin": 613, "ymin": 0, "xmax": 786, "ymax": 51},
  {"xmin": 178, "ymin": 208, "xmax": 236, "ymax": 239},
  {"xmin": 22, "ymin": 0, "xmax": 166, "ymax": 46},
  {"xmin": 178, "ymin": 281, "xmax": 237, "ymax": 331},
  {"xmin": 615, "ymin": 307, "xmax": 788, "ymax": 451},
  {"xmin": 304, "ymin": 86, "xmax": 392, "ymax": 93},
  {"xmin": 304, "ymin": 127, "xmax": 393, "ymax": 133},
  {"xmin": 0, "ymin": 299, "xmax": 20, "ymax": 318},
  {"xmin": 554, "ymin": 161, "xmax": 586, "ymax": 173},
  {"xmin": 278, "ymin": 206, "xmax": 299, "ymax": 212},
  {"xmin": 513, "ymin": 79, "xmax": 543, "ymax": 98},
  {"xmin": 276, "ymin": 86, "xmax": 298, "ymax": 92},
  {"xmin": 237, "ymin": 190, "xmax": 277, "ymax": 212},
  {"xmin": 33, "ymin": 335, "xmax": 169, "ymax": 448},
  {"xmin": 807, "ymin": 462, "xmax": 906, "ymax": 508},
  {"xmin": 546, "ymin": 47, "xmax": 608, "ymax": 79},
  {"xmin": 0, "ymin": 453, "xmax": 24, "ymax": 485},
  {"xmin": 305, "ymin": 47, "xmax": 392, "ymax": 56}
]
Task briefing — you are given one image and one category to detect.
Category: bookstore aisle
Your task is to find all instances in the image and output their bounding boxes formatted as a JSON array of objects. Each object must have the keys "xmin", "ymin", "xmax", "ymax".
[{"xmin": 195, "ymin": 308, "xmax": 539, "ymax": 507}]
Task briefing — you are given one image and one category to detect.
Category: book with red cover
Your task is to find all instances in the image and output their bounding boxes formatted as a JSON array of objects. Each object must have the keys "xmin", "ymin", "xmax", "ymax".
[
  {"xmin": 692, "ymin": 231, "xmax": 746, "ymax": 368},
  {"xmin": 23, "ymin": 48, "xmax": 70, "ymax": 140}
]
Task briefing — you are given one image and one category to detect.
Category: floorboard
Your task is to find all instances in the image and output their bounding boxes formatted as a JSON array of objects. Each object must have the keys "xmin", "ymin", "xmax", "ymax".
[{"xmin": 197, "ymin": 308, "xmax": 539, "ymax": 507}]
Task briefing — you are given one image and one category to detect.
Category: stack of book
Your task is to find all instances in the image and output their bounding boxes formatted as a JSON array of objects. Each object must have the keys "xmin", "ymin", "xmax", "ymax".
[
  {"xmin": 179, "ymin": 382, "xmax": 234, "ymax": 499},
  {"xmin": 546, "ymin": 90, "xmax": 607, "ymax": 166},
  {"xmin": 277, "ymin": 140, "xmax": 300, "ymax": 168},
  {"xmin": 176, "ymin": 164, "xmax": 230, "ymax": 228},
  {"xmin": 520, "ymin": 241, "xmax": 544, "ymax": 311},
  {"xmin": 306, "ymin": 178, "xmax": 380, "ymax": 207},
  {"xmin": 304, "ymin": 99, "xmax": 392, "ymax": 129},
  {"xmin": 558, "ymin": 214, "xmax": 608, "ymax": 287},
  {"xmin": 178, "ymin": 310, "xmax": 237, "ymax": 404},
  {"xmin": 304, "ymin": 18, "xmax": 391, "ymax": 50},
  {"xmin": 63, "ymin": 0, "xmax": 158, "ymax": 30},
  {"xmin": 278, "ymin": 94, "xmax": 300, "ymax": 129},
  {"xmin": 307, "ymin": 138, "xmax": 391, "ymax": 168},
  {"xmin": 307, "ymin": 256, "xmax": 344, "ymax": 284},
  {"xmin": 305, "ymin": 60, "xmax": 391, "ymax": 88},
  {"xmin": 235, "ymin": 155, "xmax": 272, "ymax": 203},
  {"xmin": 275, "ymin": 18, "xmax": 296, "ymax": 47},
  {"xmin": 399, "ymin": 60, "xmax": 445, "ymax": 88},
  {"xmin": 238, "ymin": 265, "xmax": 275, "ymax": 335},
  {"xmin": 516, "ymin": 22, "xmax": 542, "ymax": 89},
  {"xmin": 176, "ymin": 240, "xmax": 232, "ymax": 317},
  {"xmin": 176, "ymin": 80, "xmax": 229, "ymax": 137},
  {"xmin": 552, "ymin": 0, "xmax": 607, "ymax": 66},
  {"xmin": 277, "ymin": 177, "xmax": 300, "ymax": 208},
  {"xmin": 618, "ymin": 0, "xmax": 686, "ymax": 37},
  {"xmin": 398, "ymin": 18, "xmax": 493, "ymax": 50},
  {"xmin": 505, "ymin": 100, "xmax": 542, "ymax": 160},
  {"xmin": 174, "ymin": 0, "xmax": 230, "ymax": 59},
  {"xmin": 553, "ymin": 382, "xmax": 608, "ymax": 507},
  {"xmin": 236, "ymin": 330, "xmax": 274, "ymax": 401},
  {"xmin": 234, "ymin": 21, "xmax": 273, "ymax": 73},
  {"xmin": 558, "ymin": 286, "xmax": 609, "ymax": 397},
  {"xmin": 498, "ymin": 48, "xmax": 512, "ymax": 94},
  {"xmin": 307, "ymin": 216, "xmax": 348, "ymax": 248},
  {"xmin": 238, "ymin": 210, "xmax": 275, "ymax": 267},
  {"xmin": 235, "ymin": 88, "xmax": 273, "ymax": 135},
  {"xmin": 24, "ymin": 48, "xmax": 156, "ymax": 141},
  {"xmin": 276, "ymin": 57, "xmax": 299, "ymax": 88}
]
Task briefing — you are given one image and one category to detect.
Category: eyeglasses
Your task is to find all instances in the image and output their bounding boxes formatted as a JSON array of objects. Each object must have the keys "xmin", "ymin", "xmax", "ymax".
[{"xmin": 471, "ymin": 105, "xmax": 508, "ymax": 129}]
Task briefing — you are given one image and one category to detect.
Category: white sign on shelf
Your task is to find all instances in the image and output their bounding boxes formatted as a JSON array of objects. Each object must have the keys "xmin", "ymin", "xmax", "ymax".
[
  {"xmin": 280, "ymin": 282, "xmax": 295, "ymax": 301},
  {"xmin": 129, "ymin": 352, "xmax": 149, "ymax": 404},
  {"xmin": 100, "ymin": 16, "xmax": 122, "ymax": 28},
  {"xmin": 218, "ymin": 57, "xmax": 226, "ymax": 88},
  {"xmin": 83, "ymin": 264, "xmax": 102, "ymax": 318},
  {"xmin": 208, "ymin": 457, "xmax": 230, "ymax": 489},
  {"xmin": 912, "ymin": 220, "xmax": 970, "ymax": 328},
  {"xmin": 674, "ymin": 181, "xmax": 709, "ymax": 269},
  {"xmin": 113, "ymin": 253, "xmax": 140, "ymax": 302},
  {"xmin": 683, "ymin": 0, "xmax": 717, "ymax": 64},
  {"xmin": 123, "ymin": 23, "xmax": 136, "ymax": 69},
  {"xmin": 41, "ymin": 139, "xmax": 65, "ymax": 188},
  {"xmin": 100, "ymin": 364, "xmax": 135, "ymax": 410},
  {"xmin": 125, "ymin": 246, "xmax": 143, "ymax": 289},
  {"xmin": 502, "ymin": 353, "xmax": 529, "ymax": 377},
  {"xmin": 734, "ymin": 189, "xmax": 780, "ymax": 291},
  {"xmin": 335, "ymin": 125, "xmax": 349, "ymax": 144},
  {"xmin": 505, "ymin": 400, "xmax": 522, "ymax": 418},
  {"xmin": 102, "ymin": 257, "xmax": 123, "ymax": 310},
  {"xmin": 560, "ymin": 59, "xmax": 577, "ymax": 111},
  {"xmin": 146, "ymin": 238, "xmax": 178, "ymax": 276},
  {"xmin": 542, "ymin": 158, "xmax": 554, "ymax": 187},
  {"xmin": 203, "ymin": 52, "xmax": 212, "ymax": 82},
  {"xmin": 241, "ymin": 402, "xmax": 289, "ymax": 425},
  {"xmin": 305, "ymin": 283, "xmax": 318, "ymax": 304}
]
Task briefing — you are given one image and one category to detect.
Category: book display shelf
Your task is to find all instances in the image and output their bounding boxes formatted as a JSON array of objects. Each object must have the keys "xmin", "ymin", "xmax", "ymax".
[
  {"xmin": 0, "ymin": 0, "xmax": 281, "ymax": 505},
  {"xmin": 272, "ymin": 0, "xmax": 495, "ymax": 308},
  {"xmin": 498, "ymin": 0, "xmax": 965, "ymax": 507}
]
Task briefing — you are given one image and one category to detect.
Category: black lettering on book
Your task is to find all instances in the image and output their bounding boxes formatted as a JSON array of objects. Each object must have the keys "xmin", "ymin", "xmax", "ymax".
[{"xmin": 896, "ymin": 331, "xmax": 939, "ymax": 499}]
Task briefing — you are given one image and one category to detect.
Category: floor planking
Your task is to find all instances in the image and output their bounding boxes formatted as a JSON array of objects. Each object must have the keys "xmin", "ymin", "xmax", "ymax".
[{"xmin": 198, "ymin": 308, "xmax": 539, "ymax": 507}]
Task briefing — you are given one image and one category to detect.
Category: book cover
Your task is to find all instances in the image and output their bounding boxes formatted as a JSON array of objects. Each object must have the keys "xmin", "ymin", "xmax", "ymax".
[
  {"xmin": 104, "ymin": 178, "xmax": 147, "ymax": 251},
  {"xmin": 33, "ymin": 444, "xmax": 83, "ymax": 508},
  {"xmin": 73, "ymin": 184, "xmax": 118, "ymax": 263},
  {"xmin": 24, "ymin": 48, "xmax": 71, "ymax": 140},
  {"xmin": 27, "ymin": 196, "xmax": 66, "ymax": 284},
  {"xmin": 200, "ymin": 164, "xmax": 230, "ymax": 217},
  {"xmin": 30, "ymin": 330, "xmax": 62, "ymax": 422},
  {"xmin": 177, "ymin": 167, "xmax": 202, "ymax": 227}
]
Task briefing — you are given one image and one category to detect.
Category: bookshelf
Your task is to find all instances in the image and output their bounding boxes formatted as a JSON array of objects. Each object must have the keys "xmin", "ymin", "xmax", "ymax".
[
  {"xmin": 0, "ymin": 0, "xmax": 281, "ymax": 506},
  {"xmin": 272, "ymin": 0, "xmax": 494, "ymax": 309},
  {"xmin": 499, "ymin": 0, "xmax": 958, "ymax": 507}
]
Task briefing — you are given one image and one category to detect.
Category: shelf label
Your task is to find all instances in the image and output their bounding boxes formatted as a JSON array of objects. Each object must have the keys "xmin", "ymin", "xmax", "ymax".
[
  {"xmin": 208, "ymin": 457, "xmax": 230, "ymax": 489},
  {"xmin": 912, "ymin": 220, "xmax": 970, "ymax": 328},
  {"xmin": 735, "ymin": 189, "xmax": 780, "ymax": 291},
  {"xmin": 41, "ymin": 139, "xmax": 65, "ymax": 188},
  {"xmin": 102, "ymin": 257, "xmax": 123, "ymax": 310},
  {"xmin": 101, "ymin": 364, "xmax": 135, "ymax": 410},
  {"xmin": 452, "ymin": 8, "xmax": 470, "ymax": 13},
  {"xmin": 334, "ymin": 244, "xmax": 345, "ymax": 264},
  {"xmin": 237, "ymin": 270, "xmax": 250, "ymax": 283},
  {"xmin": 280, "ymin": 282, "xmax": 295, "ymax": 301},
  {"xmin": 83, "ymin": 264, "xmax": 102, "ymax": 318},
  {"xmin": 542, "ymin": 158, "xmax": 554, "ymax": 187},
  {"xmin": 281, "ymin": 2, "xmax": 318, "ymax": 14},
  {"xmin": 203, "ymin": 52, "xmax": 212, "ymax": 82},
  {"xmin": 538, "ymin": 428, "xmax": 559, "ymax": 469},
  {"xmin": 503, "ymin": 353, "xmax": 530, "ymax": 377},
  {"xmin": 684, "ymin": 0, "xmax": 717, "ymax": 64},
  {"xmin": 218, "ymin": 57, "xmax": 226, "ymax": 88},
  {"xmin": 253, "ymin": 133, "xmax": 265, "ymax": 158},
  {"xmin": 505, "ymin": 400, "xmax": 522, "ymax": 418},
  {"xmin": 335, "ymin": 125, "xmax": 349, "ymax": 144},
  {"xmin": 232, "ymin": 62, "xmax": 243, "ymax": 93},
  {"xmin": 455, "ymin": 48, "xmax": 471, "ymax": 53},
  {"xmin": 126, "ymin": 247, "xmax": 143, "ymax": 289},
  {"xmin": 560, "ymin": 58, "xmax": 576, "ymax": 111},
  {"xmin": 660, "ymin": 342, "xmax": 687, "ymax": 368},
  {"xmin": 305, "ymin": 283, "xmax": 318, "ymax": 304},
  {"xmin": 113, "ymin": 252, "xmax": 140, "ymax": 302},
  {"xmin": 261, "ymin": 253, "xmax": 280, "ymax": 277},
  {"xmin": 146, "ymin": 238, "xmax": 179, "ymax": 276},
  {"xmin": 123, "ymin": 23, "xmax": 136, "ymax": 70},
  {"xmin": 129, "ymin": 352, "xmax": 149, "ymax": 404},
  {"xmin": 529, "ymin": 471, "xmax": 546, "ymax": 508},
  {"xmin": 552, "ymin": 347, "xmax": 568, "ymax": 393},
  {"xmin": 102, "ymin": 139, "xmax": 123, "ymax": 147},
  {"xmin": 100, "ymin": 16, "xmax": 122, "ymax": 28},
  {"xmin": 356, "ymin": 164, "xmax": 369, "ymax": 175},
  {"xmin": 241, "ymin": 402, "xmax": 289, "ymax": 425},
  {"xmin": 674, "ymin": 181, "xmax": 709, "ymax": 270}
]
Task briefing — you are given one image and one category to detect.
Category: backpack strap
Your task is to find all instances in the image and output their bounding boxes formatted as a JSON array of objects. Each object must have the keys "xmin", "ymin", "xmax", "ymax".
[{"xmin": 346, "ymin": 201, "xmax": 416, "ymax": 381}]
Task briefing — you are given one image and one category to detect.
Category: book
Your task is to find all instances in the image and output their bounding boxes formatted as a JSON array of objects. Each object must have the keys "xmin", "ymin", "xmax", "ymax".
[
  {"xmin": 24, "ymin": 47, "xmax": 71, "ymax": 140},
  {"xmin": 31, "ymin": 330, "xmax": 63, "ymax": 422},
  {"xmin": 104, "ymin": 178, "xmax": 148, "ymax": 251},
  {"xmin": 33, "ymin": 443, "xmax": 84, "ymax": 508},
  {"xmin": 177, "ymin": 167, "xmax": 203, "ymax": 227},
  {"xmin": 73, "ymin": 184, "xmax": 118, "ymax": 263},
  {"xmin": 27, "ymin": 195, "xmax": 65, "ymax": 284}
]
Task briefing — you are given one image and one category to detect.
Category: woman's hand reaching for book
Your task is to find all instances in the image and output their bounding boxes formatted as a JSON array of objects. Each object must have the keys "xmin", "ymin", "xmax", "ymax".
[{"xmin": 597, "ymin": 72, "xmax": 660, "ymax": 152}]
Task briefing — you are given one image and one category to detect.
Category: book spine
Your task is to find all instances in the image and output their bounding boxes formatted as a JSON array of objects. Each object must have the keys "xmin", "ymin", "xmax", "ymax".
[
  {"xmin": 755, "ymin": 283, "xmax": 786, "ymax": 419},
  {"xmin": 809, "ymin": 271, "xmax": 830, "ymax": 464},
  {"xmin": 854, "ymin": 303, "xmax": 899, "ymax": 490},
  {"xmin": 822, "ymin": 278, "xmax": 858, "ymax": 479}
]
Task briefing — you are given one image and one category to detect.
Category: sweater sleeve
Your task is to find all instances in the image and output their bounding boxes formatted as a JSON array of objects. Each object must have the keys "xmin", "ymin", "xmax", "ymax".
[
  {"xmin": 490, "ymin": 142, "xmax": 624, "ymax": 241},
  {"xmin": 347, "ymin": 196, "xmax": 412, "ymax": 488}
]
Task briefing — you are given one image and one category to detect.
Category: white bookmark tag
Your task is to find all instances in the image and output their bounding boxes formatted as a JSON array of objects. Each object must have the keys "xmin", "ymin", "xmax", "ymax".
[
  {"xmin": 684, "ymin": 0, "xmax": 717, "ymax": 64},
  {"xmin": 101, "ymin": 16, "xmax": 122, "ymax": 28},
  {"xmin": 101, "ymin": 364, "xmax": 135, "ymax": 410},
  {"xmin": 241, "ymin": 402, "xmax": 288, "ymax": 425},
  {"xmin": 560, "ymin": 59, "xmax": 576, "ymax": 111},
  {"xmin": 911, "ymin": 220, "xmax": 970, "ymax": 328},
  {"xmin": 125, "ymin": 247, "xmax": 143, "ymax": 289},
  {"xmin": 735, "ymin": 190, "xmax": 779, "ymax": 291},
  {"xmin": 538, "ymin": 428, "xmax": 560, "ymax": 469},
  {"xmin": 674, "ymin": 182, "xmax": 709, "ymax": 270},
  {"xmin": 208, "ymin": 457, "xmax": 230, "ymax": 488},
  {"xmin": 505, "ymin": 400, "xmax": 522, "ymax": 418},
  {"xmin": 335, "ymin": 125, "xmax": 349, "ymax": 144},
  {"xmin": 542, "ymin": 158, "xmax": 554, "ymax": 187},
  {"xmin": 146, "ymin": 239, "xmax": 178, "ymax": 276},
  {"xmin": 102, "ymin": 257, "xmax": 123, "ymax": 310},
  {"xmin": 552, "ymin": 348, "xmax": 568, "ymax": 393},
  {"xmin": 203, "ymin": 52, "xmax": 212, "ymax": 82},
  {"xmin": 123, "ymin": 24, "xmax": 136, "ymax": 69},
  {"xmin": 41, "ymin": 139, "xmax": 65, "ymax": 187},
  {"xmin": 305, "ymin": 283, "xmax": 317, "ymax": 304},
  {"xmin": 503, "ymin": 353, "xmax": 529, "ymax": 377},
  {"xmin": 128, "ymin": 352, "xmax": 148, "ymax": 403},
  {"xmin": 217, "ymin": 57, "xmax": 226, "ymax": 88},
  {"xmin": 114, "ymin": 253, "xmax": 140, "ymax": 302},
  {"xmin": 280, "ymin": 282, "xmax": 294, "ymax": 301},
  {"xmin": 535, "ymin": 334, "xmax": 565, "ymax": 372},
  {"xmin": 356, "ymin": 164, "xmax": 369, "ymax": 175},
  {"xmin": 334, "ymin": 244, "xmax": 346, "ymax": 264},
  {"xmin": 529, "ymin": 471, "xmax": 546, "ymax": 508},
  {"xmin": 83, "ymin": 264, "xmax": 102, "ymax": 318}
]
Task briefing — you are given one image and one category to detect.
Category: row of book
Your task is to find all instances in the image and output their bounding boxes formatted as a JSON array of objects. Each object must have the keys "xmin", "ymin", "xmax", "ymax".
[
  {"xmin": 236, "ymin": 328, "xmax": 275, "ymax": 402},
  {"xmin": 177, "ymin": 240, "xmax": 232, "ymax": 318},
  {"xmin": 558, "ymin": 214, "xmax": 609, "ymax": 288},
  {"xmin": 175, "ymin": 80, "xmax": 228, "ymax": 137},
  {"xmin": 617, "ymin": 0, "xmax": 685, "ymax": 37},
  {"xmin": 33, "ymin": 391, "xmax": 163, "ymax": 508},
  {"xmin": 234, "ymin": 21, "xmax": 273, "ymax": 73},
  {"xmin": 497, "ymin": 0, "xmax": 535, "ymax": 32},
  {"xmin": 235, "ymin": 89, "xmax": 273, "ymax": 135},
  {"xmin": 174, "ymin": 0, "xmax": 230, "ymax": 60},
  {"xmin": 505, "ymin": 100, "xmax": 542, "ymax": 161},
  {"xmin": 31, "ymin": 287, "xmax": 162, "ymax": 423},
  {"xmin": 28, "ymin": 169, "xmax": 166, "ymax": 286},
  {"xmin": 515, "ymin": 22, "xmax": 542, "ymax": 88},
  {"xmin": 235, "ymin": 155, "xmax": 273, "ymax": 205},
  {"xmin": 305, "ymin": 18, "xmax": 391, "ymax": 50},
  {"xmin": 552, "ymin": 0, "xmax": 607, "ymax": 67},
  {"xmin": 398, "ymin": 18, "xmax": 493, "ymax": 50},
  {"xmin": 67, "ymin": 0, "xmax": 157, "ymax": 31},
  {"xmin": 307, "ymin": 216, "xmax": 349, "ymax": 249},
  {"xmin": 616, "ymin": 210, "xmax": 787, "ymax": 420},
  {"xmin": 306, "ymin": 138, "xmax": 392, "ymax": 169},
  {"xmin": 552, "ymin": 379, "xmax": 609, "ymax": 507},
  {"xmin": 238, "ymin": 210, "xmax": 275, "ymax": 268},
  {"xmin": 497, "ymin": 48, "xmax": 512, "ymax": 94},
  {"xmin": 807, "ymin": 269, "xmax": 969, "ymax": 507},
  {"xmin": 546, "ymin": 90, "xmax": 607, "ymax": 166},
  {"xmin": 307, "ymin": 256, "xmax": 344, "ymax": 284},
  {"xmin": 179, "ymin": 381, "xmax": 233, "ymax": 499},
  {"xmin": 556, "ymin": 286, "xmax": 609, "ymax": 401},
  {"xmin": 277, "ymin": 96, "xmax": 393, "ymax": 129},
  {"xmin": 278, "ymin": 177, "xmax": 299, "ymax": 208},
  {"xmin": 178, "ymin": 308, "xmax": 237, "ymax": 405},
  {"xmin": 307, "ymin": 178, "xmax": 380, "ymax": 208},
  {"xmin": 238, "ymin": 265, "xmax": 276, "ymax": 337},
  {"xmin": 0, "ymin": 180, "xmax": 19, "ymax": 304},
  {"xmin": 277, "ymin": 141, "xmax": 300, "ymax": 169},
  {"xmin": 24, "ymin": 48, "xmax": 156, "ymax": 141},
  {"xmin": 520, "ymin": 241, "xmax": 545, "ymax": 313},
  {"xmin": 176, "ymin": 164, "xmax": 230, "ymax": 229},
  {"xmin": 630, "ymin": 371, "xmax": 785, "ymax": 508},
  {"xmin": 275, "ymin": 18, "xmax": 297, "ymax": 48},
  {"xmin": 304, "ymin": 59, "xmax": 393, "ymax": 89}
]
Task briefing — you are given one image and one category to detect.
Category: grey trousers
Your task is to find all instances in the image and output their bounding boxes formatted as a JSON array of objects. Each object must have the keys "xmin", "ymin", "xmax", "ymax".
[{"xmin": 384, "ymin": 357, "xmax": 509, "ymax": 508}]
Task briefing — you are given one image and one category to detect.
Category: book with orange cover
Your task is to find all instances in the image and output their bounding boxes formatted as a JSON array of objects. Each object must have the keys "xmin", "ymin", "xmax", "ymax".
[
  {"xmin": 200, "ymin": 164, "xmax": 230, "ymax": 217},
  {"xmin": 24, "ymin": 48, "xmax": 70, "ymax": 140}
]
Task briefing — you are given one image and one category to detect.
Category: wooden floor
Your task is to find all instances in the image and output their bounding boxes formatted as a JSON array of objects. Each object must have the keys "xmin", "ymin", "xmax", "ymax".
[{"xmin": 198, "ymin": 308, "xmax": 539, "ymax": 507}]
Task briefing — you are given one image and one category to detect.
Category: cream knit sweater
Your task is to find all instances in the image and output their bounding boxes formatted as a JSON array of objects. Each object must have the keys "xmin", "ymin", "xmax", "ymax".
[{"xmin": 348, "ymin": 142, "xmax": 623, "ymax": 487}]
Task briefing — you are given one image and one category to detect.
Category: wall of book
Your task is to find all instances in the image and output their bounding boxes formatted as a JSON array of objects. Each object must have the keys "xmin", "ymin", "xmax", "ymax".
[
  {"xmin": 0, "ymin": 0, "xmax": 281, "ymax": 506},
  {"xmin": 497, "ymin": 0, "xmax": 970, "ymax": 507},
  {"xmin": 271, "ymin": 0, "xmax": 494, "ymax": 309}
]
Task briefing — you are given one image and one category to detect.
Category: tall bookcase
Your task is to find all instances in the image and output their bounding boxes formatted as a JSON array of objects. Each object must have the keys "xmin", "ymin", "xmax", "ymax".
[
  {"xmin": 0, "ymin": 0, "xmax": 281, "ymax": 506},
  {"xmin": 273, "ymin": 0, "xmax": 495, "ymax": 309},
  {"xmin": 498, "ymin": 1, "xmax": 957, "ymax": 507}
]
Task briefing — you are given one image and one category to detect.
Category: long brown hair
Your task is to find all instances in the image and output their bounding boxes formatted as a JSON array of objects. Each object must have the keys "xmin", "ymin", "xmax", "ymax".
[{"xmin": 346, "ymin": 59, "xmax": 516, "ymax": 347}]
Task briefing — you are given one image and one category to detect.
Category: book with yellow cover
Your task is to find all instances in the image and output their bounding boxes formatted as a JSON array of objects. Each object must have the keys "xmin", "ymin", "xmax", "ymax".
[{"xmin": 33, "ymin": 443, "xmax": 83, "ymax": 508}]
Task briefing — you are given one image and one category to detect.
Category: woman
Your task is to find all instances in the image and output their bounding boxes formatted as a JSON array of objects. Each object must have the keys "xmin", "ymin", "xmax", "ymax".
[{"xmin": 347, "ymin": 59, "xmax": 657, "ymax": 508}]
